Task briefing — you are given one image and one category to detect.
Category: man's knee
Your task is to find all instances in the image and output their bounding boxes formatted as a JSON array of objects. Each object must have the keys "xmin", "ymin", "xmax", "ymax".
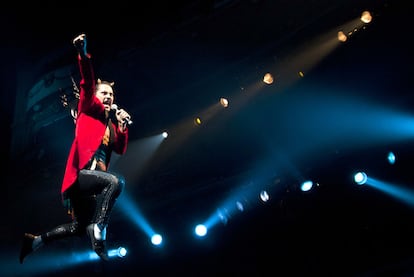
[{"xmin": 116, "ymin": 175, "xmax": 125, "ymax": 192}]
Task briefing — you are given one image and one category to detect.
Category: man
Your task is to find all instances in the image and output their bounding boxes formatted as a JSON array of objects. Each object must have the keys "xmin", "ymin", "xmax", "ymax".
[{"xmin": 20, "ymin": 33, "xmax": 131, "ymax": 263}]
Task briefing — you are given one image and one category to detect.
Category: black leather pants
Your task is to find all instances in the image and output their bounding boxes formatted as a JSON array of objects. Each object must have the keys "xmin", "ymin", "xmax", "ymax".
[
  {"xmin": 41, "ymin": 169, "xmax": 124, "ymax": 243},
  {"xmin": 78, "ymin": 169, "xmax": 125, "ymax": 229}
]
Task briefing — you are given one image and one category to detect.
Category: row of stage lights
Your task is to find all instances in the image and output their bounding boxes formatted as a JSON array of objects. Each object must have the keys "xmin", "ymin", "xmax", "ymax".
[{"xmin": 147, "ymin": 153, "xmax": 396, "ymax": 247}]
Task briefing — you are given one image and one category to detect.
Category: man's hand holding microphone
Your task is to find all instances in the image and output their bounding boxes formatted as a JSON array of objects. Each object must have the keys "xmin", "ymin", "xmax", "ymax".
[{"xmin": 111, "ymin": 104, "xmax": 132, "ymax": 132}]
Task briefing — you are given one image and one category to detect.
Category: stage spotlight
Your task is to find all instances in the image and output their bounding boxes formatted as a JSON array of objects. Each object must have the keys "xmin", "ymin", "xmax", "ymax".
[
  {"xmin": 337, "ymin": 31, "xmax": 347, "ymax": 42},
  {"xmin": 217, "ymin": 208, "xmax": 229, "ymax": 225},
  {"xmin": 263, "ymin": 73, "xmax": 274, "ymax": 85},
  {"xmin": 151, "ymin": 233, "xmax": 163, "ymax": 246},
  {"xmin": 360, "ymin": 11, "xmax": 372, "ymax": 23},
  {"xmin": 387, "ymin": 151, "xmax": 396, "ymax": 165},
  {"xmin": 300, "ymin": 180, "xmax": 313, "ymax": 192},
  {"xmin": 194, "ymin": 117, "xmax": 202, "ymax": 126},
  {"xmin": 354, "ymin": 171, "xmax": 367, "ymax": 185},
  {"xmin": 162, "ymin": 131, "xmax": 168, "ymax": 138},
  {"xmin": 236, "ymin": 201, "xmax": 244, "ymax": 212},
  {"xmin": 220, "ymin": 97, "xmax": 229, "ymax": 108},
  {"xmin": 259, "ymin": 190, "xmax": 270, "ymax": 202},
  {"xmin": 117, "ymin": 247, "xmax": 127, "ymax": 257},
  {"xmin": 108, "ymin": 246, "xmax": 128, "ymax": 258},
  {"xmin": 194, "ymin": 224, "xmax": 207, "ymax": 237}
]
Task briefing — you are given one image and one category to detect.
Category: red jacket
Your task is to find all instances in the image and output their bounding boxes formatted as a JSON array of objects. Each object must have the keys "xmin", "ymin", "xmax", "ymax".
[{"xmin": 61, "ymin": 54, "xmax": 128, "ymax": 194}]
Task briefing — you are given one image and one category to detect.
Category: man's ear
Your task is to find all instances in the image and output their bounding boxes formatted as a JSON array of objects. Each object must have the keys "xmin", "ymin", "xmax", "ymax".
[{"xmin": 97, "ymin": 78, "xmax": 102, "ymax": 84}]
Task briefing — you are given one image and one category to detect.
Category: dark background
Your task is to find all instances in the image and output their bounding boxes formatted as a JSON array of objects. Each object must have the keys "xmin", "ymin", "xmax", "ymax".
[{"xmin": 2, "ymin": 1, "xmax": 414, "ymax": 276}]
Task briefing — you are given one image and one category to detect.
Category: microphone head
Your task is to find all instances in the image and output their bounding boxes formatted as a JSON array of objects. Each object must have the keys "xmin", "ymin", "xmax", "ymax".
[{"xmin": 111, "ymin": 104, "xmax": 118, "ymax": 110}]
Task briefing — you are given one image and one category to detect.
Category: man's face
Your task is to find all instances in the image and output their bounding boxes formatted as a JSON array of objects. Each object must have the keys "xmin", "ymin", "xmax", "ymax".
[{"xmin": 95, "ymin": 83, "xmax": 114, "ymax": 111}]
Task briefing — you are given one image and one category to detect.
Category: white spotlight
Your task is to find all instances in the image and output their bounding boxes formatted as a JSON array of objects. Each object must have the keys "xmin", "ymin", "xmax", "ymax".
[
  {"xmin": 354, "ymin": 172, "xmax": 367, "ymax": 185},
  {"xmin": 194, "ymin": 224, "xmax": 207, "ymax": 237},
  {"xmin": 117, "ymin": 247, "xmax": 127, "ymax": 257},
  {"xmin": 300, "ymin": 180, "xmax": 313, "ymax": 192},
  {"xmin": 387, "ymin": 151, "xmax": 396, "ymax": 165},
  {"xmin": 108, "ymin": 246, "xmax": 128, "ymax": 258},
  {"xmin": 162, "ymin": 131, "xmax": 168, "ymax": 138},
  {"xmin": 151, "ymin": 233, "xmax": 163, "ymax": 246},
  {"xmin": 259, "ymin": 190, "xmax": 270, "ymax": 202}
]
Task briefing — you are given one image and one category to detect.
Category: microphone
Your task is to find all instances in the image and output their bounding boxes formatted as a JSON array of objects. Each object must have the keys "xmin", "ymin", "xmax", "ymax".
[{"xmin": 111, "ymin": 104, "xmax": 133, "ymax": 125}]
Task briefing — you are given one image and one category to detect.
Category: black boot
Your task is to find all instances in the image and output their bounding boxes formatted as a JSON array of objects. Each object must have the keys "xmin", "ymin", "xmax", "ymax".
[
  {"xmin": 19, "ymin": 233, "xmax": 36, "ymax": 264},
  {"xmin": 86, "ymin": 224, "xmax": 109, "ymax": 261}
]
